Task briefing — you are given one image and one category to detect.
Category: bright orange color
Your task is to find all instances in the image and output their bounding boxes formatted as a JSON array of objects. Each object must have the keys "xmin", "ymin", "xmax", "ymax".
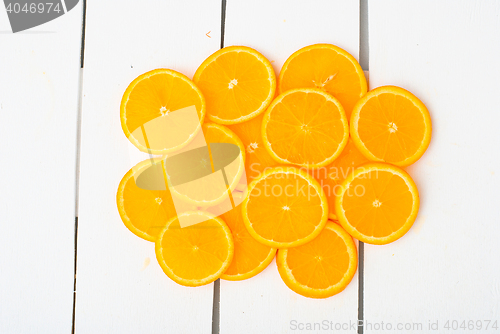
[
  {"xmin": 309, "ymin": 138, "xmax": 369, "ymax": 220},
  {"xmin": 350, "ymin": 86, "xmax": 432, "ymax": 167},
  {"xmin": 221, "ymin": 205, "xmax": 276, "ymax": 281},
  {"xmin": 193, "ymin": 46, "xmax": 276, "ymax": 124},
  {"xmin": 117, "ymin": 159, "xmax": 187, "ymax": 242},
  {"xmin": 262, "ymin": 88, "xmax": 349, "ymax": 167},
  {"xmin": 277, "ymin": 221, "xmax": 357, "ymax": 299},
  {"xmin": 228, "ymin": 113, "xmax": 278, "ymax": 180},
  {"xmin": 120, "ymin": 69, "xmax": 205, "ymax": 154},
  {"xmin": 335, "ymin": 162, "xmax": 420, "ymax": 245},
  {"xmin": 168, "ymin": 123, "xmax": 245, "ymax": 206},
  {"xmin": 278, "ymin": 44, "xmax": 367, "ymax": 119},
  {"xmin": 155, "ymin": 212, "xmax": 234, "ymax": 287},
  {"xmin": 242, "ymin": 166, "xmax": 328, "ymax": 248}
]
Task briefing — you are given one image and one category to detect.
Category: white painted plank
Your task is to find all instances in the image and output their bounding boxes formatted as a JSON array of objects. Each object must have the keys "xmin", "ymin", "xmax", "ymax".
[
  {"xmin": 0, "ymin": 4, "xmax": 82, "ymax": 334},
  {"xmin": 365, "ymin": 1, "xmax": 500, "ymax": 332},
  {"xmin": 221, "ymin": 1, "xmax": 360, "ymax": 333},
  {"xmin": 75, "ymin": 1, "xmax": 222, "ymax": 333}
]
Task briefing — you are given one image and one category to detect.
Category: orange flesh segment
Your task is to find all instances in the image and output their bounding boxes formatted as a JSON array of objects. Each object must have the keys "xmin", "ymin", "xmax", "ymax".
[
  {"xmin": 221, "ymin": 205, "xmax": 276, "ymax": 279},
  {"xmin": 156, "ymin": 214, "xmax": 233, "ymax": 286},
  {"xmin": 359, "ymin": 94, "xmax": 425, "ymax": 162},
  {"xmin": 125, "ymin": 74, "xmax": 203, "ymax": 134},
  {"xmin": 279, "ymin": 44, "xmax": 366, "ymax": 119},
  {"xmin": 194, "ymin": 46, "xmax": 276, "ymax": 124},
  {"xmin": 228, "ymin": 113, "xmax": 278, "ymax": 180},
  {"xmin": 263, "ymin": 89, "xmax": 348, "ymax": 167},
  {"xmin": 243, "ymin": 167, "xmax": 328, "ymax": 248},
  {"xmin": 287, "ymin": 226, "xmax": 349, "ymax": 289},
  {"xmin": 342, "ymin": 170, "xmax": 412, "ymax": 237},
  {"xmin": 117, "ymin": 160, "xmax": 180, "ymax": 241},
  {"xmin": 308, "ymin": 138, "xmax": 369, "ymax": 219}
]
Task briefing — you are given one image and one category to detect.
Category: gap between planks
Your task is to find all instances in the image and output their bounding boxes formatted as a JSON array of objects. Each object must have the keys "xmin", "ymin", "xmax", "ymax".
[
  {"xmin": 358, "ymin": 0, "xmax": 369, "ymax": 333},
  {"xmin": 72, "ymin": 0, "xmax": 87, "ymax": 332},
  {"xmin": 212, "ymin": 1, "xmax": 226, "ymax": 332}
]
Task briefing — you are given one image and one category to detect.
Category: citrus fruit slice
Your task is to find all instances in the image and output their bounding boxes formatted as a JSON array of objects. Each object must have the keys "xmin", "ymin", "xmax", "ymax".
[
  {"xmin": 155, "ymin": 212, "xmax": 234, "ymax": 287},
  {"xmin": 168, "ymin": 123, "xmax": 245, "ymax": 206},
  {"xmin": 193, "ymin": 46, "xmax": 276, "ymax": 124},
  {"xmin": 120, "ymin": 69, "xmax": 205, "ymax": 154},
  {"xmin": 262, "ymin": 88, "xmax": 349, "ymax": 168},
  {"xmin": 117, "ymin": 159, "xmax": 191, "ymax": 242},
  {"xmin": 277, "ymin": 221, "xmax": 357, "ymax": 299},
  {"xmin": 228, "ymin": 113, "xmax": 278, "ymax": 180},
  {"xmin": 278, "ymin": 44, "xmax": 367, "ymax": 119},
  {"xmin": 220, "ymin": 205, "xmax": 276, "ymax": 281},
  {"xmin": 335, "ymin": 162, "xmax": 420, "ymax": 245},
  {"xmin": 242, "ymin": 166, "xmax": 328, "ymax": 248},
  {"xmin": 309, "ymin": 138, "xmax": 369, "ymax": 220},
  {"xmin": 350, "ymin": 86, "xmax": 432, "ymax": 167}
]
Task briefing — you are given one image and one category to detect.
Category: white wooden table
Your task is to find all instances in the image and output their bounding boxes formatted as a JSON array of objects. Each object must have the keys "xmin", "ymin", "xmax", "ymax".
[{"xmin": 1, "ymin": 1, "xmax": 499, "ymax": 333}]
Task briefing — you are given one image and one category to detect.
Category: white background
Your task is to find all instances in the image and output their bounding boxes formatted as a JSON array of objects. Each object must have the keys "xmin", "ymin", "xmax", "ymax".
[{"xmin": 0, "ymin": 0, "xmax": 499, "ymax": 333}]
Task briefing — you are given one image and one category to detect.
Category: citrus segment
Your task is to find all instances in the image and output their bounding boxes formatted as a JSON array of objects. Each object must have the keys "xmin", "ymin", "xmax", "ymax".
[
  {"xmin": 242, "ymin": 166, "xmax": 328, "ymax": 248},
  {"xmin": 335, "ymin": 162, "xmax": 420, "ymax": 245},
  {"xmin": 155, "ymin": 212, "xmax": 234, "ymax": 287},
  {"xmin": 193, "ymin": 46, "xmax": 276, "ymax": 124},
  {"xmin": 277, "ymin": 221, "xmax": 357, "ymax": 299},
  {"xmin": 120, "ymin": 69, "xmax": 205, "ymax": 154},
  {"xmin": 168, "ymin": 123, "xmax": 245, "ymax": 206},
  {"xmin": 278, "ymin": 44, "xmax": 367, "ymax": 119},
  {"xmin": 308, "ymin": 138, "xmax": 369, "ymax": 220},
  {"xmin": 221, "ymin": 205, "xmax": 276, "ymax": 281},
  {"xmin": 262, "ymin": 88, "xmax": 349, "ymax": 167},
  {"xmin": 117, "ymin": 159, "xmax": 189, "ymax": 242},
  {"xmin": 350, "ymin": 86, "xmax": 432, "ymax": 167},
  {"xmin": 228, "ymin": 113, "xmax": 278, "ymax": 180}
]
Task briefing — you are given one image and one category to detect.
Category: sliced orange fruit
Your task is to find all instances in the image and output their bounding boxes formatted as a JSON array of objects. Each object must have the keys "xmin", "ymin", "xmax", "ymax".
[
  {"xmin": 335, "ymin": 162, "xmax": 420, "ymax": 245},
  {"xmin": 350, "ymin": 86, "xmax": 432, "ymax": 167},
  {"xmin": 242, "ymin": 166, "xmax": 328, "ymax": 248},
  {"xmin": 262, "ymin": 88, "xmax": 349, "ymax": 167},
  {"xmin": 220, "ymin": 205, "xmax": 276, "ymax": 281},
  {"xmin": 193, "ymin": 46, "xmax": 276, "ymax": 124},
  {"xmin": 120, "ymin": 69, "xmax": 205, "ymax": 154},
  {"xmin": 309, "ymin": 138, "xmax": 369, "ymax": 220},
  {"xmin": 278, "ymin": 44, "xmax": 367, "ymax": 119},
  {"xmin": 155, "ymin": 212, "xmax": 234, "ymax": 287},
  {"xmin": 277, "ymin": 221, "xmax": 357, "ymax": 299},
  {"xmin": 117, "ymin": 159, "xmax": 191, "ymax": 242},
  {"xmin": 228, "ymin": 113, "xmax": 278, "ymax": 180},
  {"xmin": 168, "ymin": 123, "xmax": 245, "ymax": 207}
]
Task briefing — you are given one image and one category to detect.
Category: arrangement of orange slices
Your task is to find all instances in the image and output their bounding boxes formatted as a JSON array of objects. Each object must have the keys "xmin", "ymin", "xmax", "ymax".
[{"xmin": 117, "ymin": 44, "xmax": 432, "ymax": 297}]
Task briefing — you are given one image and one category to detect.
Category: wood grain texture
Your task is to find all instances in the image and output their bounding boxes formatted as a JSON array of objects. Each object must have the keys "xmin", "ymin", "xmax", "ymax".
[
  {"xmin": 365, "ymin": 1, "xmax": 500, "ymax": 332},
  {"xmin": 74, "ymin": 1, "xmax": 222, "ymax": 333},
  {"xmin": 0, "ymin": 4, "xmax": 82, "ymax": 334},
  {"xmin": 220, "ymin": 1, "xmax": 360, "ymax": 333}
]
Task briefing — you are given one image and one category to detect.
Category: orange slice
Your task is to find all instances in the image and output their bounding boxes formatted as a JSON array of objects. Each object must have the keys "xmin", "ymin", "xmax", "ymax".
[
  {"xmin": 350, "ymin": 86, "xmax": 432, "ymax": 167},
  {"xmin": 242, "ymin": 166, "xmax": 328, "ymax": 248},
  {"xmin": 220, "ymin": 205, "xmax": 276, "ymax": 281},
  {"xmin": 120, "ymin": 69, "xmax": 205, "ymax": 154},
  {"xmin": 117, "ymin": 159, "xmax": 191, "ymax": 242},
  {"xmin": 262, "ymin": 88, "xmax": 349, "ymax": 168},
  {"xmin": 277, "ymin": 221, "xmax": 357, "ymax": 299},
  {"xmin": 228, "ymin": 113, "xmax": 278, "ymax": 180},
  {"xmin": 335, "ymin": 162, "xmax": 420, "ymax": 245},
  {"xmin": 278, "ymin": 44, "xmax": 367, "ymax": 119},
  {"xmin": 309, "ymin": 138, "xmax": 369, "ymax": 220},
  {"xmin": 155, "ymin": 212, "xmax": 234, "ymax": 287},
  {"xmin": 193, "ymin": 46, "xmax": 276, "ymax": 124},
  {"xmin": 168, "ymin": 123, "xmax": 245, "ymax": 207}
]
